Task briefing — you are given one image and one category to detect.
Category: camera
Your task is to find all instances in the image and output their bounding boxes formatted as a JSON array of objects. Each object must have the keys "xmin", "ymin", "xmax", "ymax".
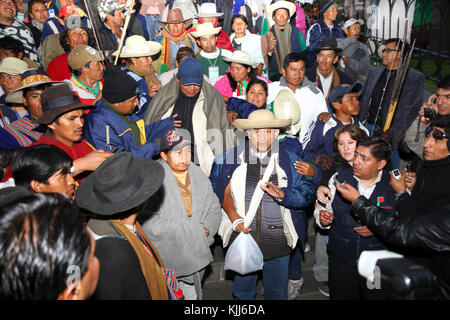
[{"xmin": 424, "ymin": 108, "xmax": 436, "ymax": 119}]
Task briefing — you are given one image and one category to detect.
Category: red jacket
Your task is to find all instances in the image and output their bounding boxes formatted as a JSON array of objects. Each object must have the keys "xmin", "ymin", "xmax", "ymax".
[
  {"xmin": 31, "ymin": 135, "xmax": 96, "ymax": 183},
  {"xmin": 46, "ymin": 53, "xmax": 71, "ymax": 81}
]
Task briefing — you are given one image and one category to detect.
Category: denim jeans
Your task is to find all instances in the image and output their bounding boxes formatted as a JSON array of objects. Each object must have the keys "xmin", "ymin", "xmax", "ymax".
[
  {"xmin": 232, "ymin": 254, "xmax": 290, "ymax": 300},
  {"xmin": 288, "ymin": 246, "xmax": 303, "ymax": 281},
  {"xmin": 145, "ymin": 15, "xmax": 161, "ymax": 41}
]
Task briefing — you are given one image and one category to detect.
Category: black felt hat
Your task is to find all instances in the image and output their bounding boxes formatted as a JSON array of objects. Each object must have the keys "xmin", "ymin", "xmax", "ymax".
[
  {"xmin": 317, "ymin": 37, "xmax": 342, "ymax": 55},
  {"xmin": 74, "ymin": 152, "xmax": 164, "ymax": 215}
]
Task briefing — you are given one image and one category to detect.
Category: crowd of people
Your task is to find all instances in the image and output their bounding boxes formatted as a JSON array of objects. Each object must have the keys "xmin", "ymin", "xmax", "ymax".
[{"xmin": 0, "ymin": 0, "xmax": 448, "ymax": 301}]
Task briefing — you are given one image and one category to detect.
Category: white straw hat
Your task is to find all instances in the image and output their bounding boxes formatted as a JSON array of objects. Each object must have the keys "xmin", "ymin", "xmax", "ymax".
[
  {"xmin": 267, "ymin": 1, "xmax": 296, "ymax": 19},
  {"xmin": 195, "ymin": 3, "xmax": 223, "ymax": 18},
  {"xmin": 190, "ymin": 22, "xmax": 222, "ymax": 38},
  {"xmin": 223, "ymin": 50, "xmax": 258, "ymax": 68},
  {"xmin": 234, "ymin": 109, "xmax": 291, "ymax": 131},
  {"xmin": 272, "ymin": 89, "xmax": 301, "ymax": 135},
  {"xmin": 113, "ymin": 35, "xmax": 162, "ymax": 58}
]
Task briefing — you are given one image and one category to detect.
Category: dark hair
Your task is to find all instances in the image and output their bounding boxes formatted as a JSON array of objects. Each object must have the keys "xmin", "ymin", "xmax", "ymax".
[
  {"xmin": 231, "ymin": 14, "xmax": 248, "ymax": 28},
  {"xmin": 384, "ymin": 38, "xmax": 405, "ymax": 51},
  {"xmin": 357, "ymin": 136, "xmax": 392, "ymax": 162},
  {"xmin": 23, "ymin": 83, "xmax": 52, "ymax": 98},
  {"xmin": 282, "ymin": 51, "xmax": 307, "ymax": 70},
  {"xmin": 176, "ymin": 46, "xmax": 195, "ymax": 63},
  {"xmin": 27, "ymin": 0, "xmax": 46, "ymax": 18},
  {"xmin": 246, "ymin": 78, "xmax": 268, "ymax": 97},
  {"xmin": 12, "ymin": 145, "xmax": 73, "ymax": 191},
  {"xmin": 0, "ymin": 148, "xmax": 21, "ymax": 181},
  {"xmin": 0, "ymin": 36, "xmax": 24, "ymax": 56},
  {"xmin": 59, "ymin": 26, "xmax": 95, "ymax": 53},
  {"xmin": 333, "ymin": 124, "xmax": 367, "ymax": 153},
  {"xmin": 0, "ymin": 193, "xmax": 91, "ymax": 300},
  {"xmin": 226, "ymin": 63, "xmax": 256, "ymax": 92},
  {"xmin": 437, "ymin": 75, "xmax": 450, "ymax": 91},
  {"xmin": 70, "ymin": 61, "xmax": 92, "ymax": 77},
  {"xmin": 430, "ymin": 114, "xmax": 450, "ymax": 138},
  {"xmin": 134, "ymin": 0, "xmax": 142, "ymax": 13}
]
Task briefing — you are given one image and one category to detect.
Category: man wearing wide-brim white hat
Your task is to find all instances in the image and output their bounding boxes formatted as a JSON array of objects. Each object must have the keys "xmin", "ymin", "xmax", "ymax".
[
  {"xmin": 194, "ymin": 2, "xmax": 234, "ymax": 53},
  {"xmin": 210, "ymin": 108, "xmax": 317, "ymax": 300},
  {"xmin": 114, "ymin": 35, "xmax": 163, "ymax": 119},
  {"xmin": 263, "ymin": 0, "xmax": 307, "ymax": 81},
  {"xmin": 192, "ymin": 22, "xmax": 232, "ymax": 85}
]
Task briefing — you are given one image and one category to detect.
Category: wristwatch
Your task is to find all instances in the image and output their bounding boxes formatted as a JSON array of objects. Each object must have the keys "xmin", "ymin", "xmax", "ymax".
[{"xmin": 70, "ymin": 166, "xmax": 76, "ymax": 176}]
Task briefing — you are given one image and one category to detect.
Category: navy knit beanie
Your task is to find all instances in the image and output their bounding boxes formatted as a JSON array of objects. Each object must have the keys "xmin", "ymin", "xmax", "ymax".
[{"xmin": 102, "ymin": 67, "xmax": 140, "ymax": 104}]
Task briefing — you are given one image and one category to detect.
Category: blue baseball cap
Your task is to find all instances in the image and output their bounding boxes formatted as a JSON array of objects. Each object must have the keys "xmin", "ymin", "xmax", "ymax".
[
  {"xmin": 327, "ymin": 82, "xmax": 363, "ymax": 111},
  {"xmin": 178, "ymin": 57, "xmax": 203, "ymax": 86}
]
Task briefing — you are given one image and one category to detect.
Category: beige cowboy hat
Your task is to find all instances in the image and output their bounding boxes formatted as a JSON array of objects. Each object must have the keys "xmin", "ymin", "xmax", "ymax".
[
  {"xmin": 190, "ymin": 22, "xmax": 221, "ymax": 38},
  {"xmin": 267, "ymin": 1, "xmax": 296, "ymax": 19},
  {"xmin": 272, "ymin": 89, "xmax": 301, "ymax": 135},
  {"xmin": 159, "ymin": 7, "xmax": 192, "ymax": 28},
  {"xmin": 223, "ymin": 50, "xmax": 258, "ymax": 68},
  {"xmin": 113, "ymin": 35, "xmax": 162, "ymax": 58},
  {"xmin": 234, "ymin": 109, "xmax": 292, "ymax": 131}
]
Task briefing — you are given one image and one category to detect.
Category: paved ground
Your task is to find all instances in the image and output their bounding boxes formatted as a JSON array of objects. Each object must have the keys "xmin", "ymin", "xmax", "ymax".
[{"xmin": 202, "ymin": 214, "xmax": 329, "ymax": 301}]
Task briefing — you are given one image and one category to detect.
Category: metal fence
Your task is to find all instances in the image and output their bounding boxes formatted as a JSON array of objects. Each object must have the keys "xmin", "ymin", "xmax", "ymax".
[{"xmin": 301, "ymin": 0, "xmax": 450, "ymax": 82}]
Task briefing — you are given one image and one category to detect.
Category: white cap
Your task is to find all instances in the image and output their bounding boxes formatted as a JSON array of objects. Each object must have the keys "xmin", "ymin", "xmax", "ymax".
[{"xmin": 343, "ymin": 18, "xmax": 364, "ymax": 29}]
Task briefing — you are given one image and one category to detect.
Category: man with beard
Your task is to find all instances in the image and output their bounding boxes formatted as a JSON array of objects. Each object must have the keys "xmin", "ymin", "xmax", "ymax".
[{"xmin": 31, "ymin": 84, "xmax": 112, "ymax": 183}]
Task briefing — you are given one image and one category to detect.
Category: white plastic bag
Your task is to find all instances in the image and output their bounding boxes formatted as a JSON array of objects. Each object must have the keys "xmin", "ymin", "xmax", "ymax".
[{"xmin": 224, "ymin": 233, "xmax": 264, "ymax": 275}]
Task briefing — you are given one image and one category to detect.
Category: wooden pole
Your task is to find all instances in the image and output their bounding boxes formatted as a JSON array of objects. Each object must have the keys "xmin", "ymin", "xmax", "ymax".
[
  {"xmin": 263, "ymin": 5, "xmax": 282, "ymax": 74},
  {"xmin": 114, "ymin": 0, "xmax": 135, "ymax": 65},
  {"xmin": 82, "ymin": 0, "xmax": 105, "ymax": 67}
]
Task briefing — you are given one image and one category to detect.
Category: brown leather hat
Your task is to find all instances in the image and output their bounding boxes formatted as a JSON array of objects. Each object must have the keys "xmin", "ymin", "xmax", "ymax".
[{"xmin": 36, "ymin": 84, "xmax": 93, "ymax": 125}]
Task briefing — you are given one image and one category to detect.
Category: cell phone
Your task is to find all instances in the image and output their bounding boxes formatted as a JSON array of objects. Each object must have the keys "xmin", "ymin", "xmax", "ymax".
[
  {"xmin": 334, "ymin": 176, "xmax": 347, "ymax": 189},
  {"xmin": 392, "ymin": 169, "xmax": 401, "ymax": 179},
  {"xmin": 432, "ymin": 97, "xmax": 437, "ymax": 104}
]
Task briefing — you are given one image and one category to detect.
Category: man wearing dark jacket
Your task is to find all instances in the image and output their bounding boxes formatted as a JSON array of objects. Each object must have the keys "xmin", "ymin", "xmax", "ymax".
[
  {"xmin": 316, "ymin": 136, "xmax": 396, "ymax": 300},
  {"xmin": 336, "ymin": 115, "xmax": 450, "ymax": 299},
  {"xmin": 305, "ymin": 37, "xmax": 354, "ymax": 107},
  {"xmin": 358, "ymin": 38, "xmax": 425, "ymax": 169}
]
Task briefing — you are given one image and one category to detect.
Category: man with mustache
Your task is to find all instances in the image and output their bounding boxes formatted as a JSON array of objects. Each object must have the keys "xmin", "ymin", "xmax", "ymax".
[
  {"xmin": 31, "ymin": 84, "xmax": 112, "ymax": 183},
  {"xmin": 305, "ymin": 37, "xmax": 353, "ymax": 107}
]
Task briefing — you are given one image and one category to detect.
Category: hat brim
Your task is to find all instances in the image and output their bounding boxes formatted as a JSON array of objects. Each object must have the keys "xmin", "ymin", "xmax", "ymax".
[
  {"xmin": 223, "ymin": 57, "xmax": 258, "ymax": 68},
  {"xmin": 36, "ymin": 102, "xmax": 93, "ymax": 125},
  {"xmin": 113, "ymin": 42, "xmax": 162, "ymax": 58},
  {"xmin": 195, "ymin": 13, "xmax": 223, "ymax": 18},
  {"xmin": 268, "ymin": 1, "xmax": 296, "ymax": 19},
  {"xmin": 190, "ymin": 26, "xmax": 222, "ymax": 38},
  {"xmin": 317, "ymin": 46, "xmax": 343, "ymax": 54},
  {"xmin": 234, "ymin": 119, "xmax": 292, "ymax": 131},
  {"xmin": 158, "ymin": 18, "xmax": 193, "ymax": 28},
  {"xmin": 75, "ymin": 157, "xmax": 165, "ymax": 215},
  {"xmin": 5, "ymin": 81, "xmax": 65, "ymax": 104}
]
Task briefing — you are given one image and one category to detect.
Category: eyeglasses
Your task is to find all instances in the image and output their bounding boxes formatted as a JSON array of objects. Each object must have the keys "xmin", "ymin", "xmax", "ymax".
[
  {"xmin": 425, "ymin": 126, "xmax": 449, "ymax": 140},
  {"xmin": 382, "ymin": 48, "xmax": 400, "ymax": 53}
]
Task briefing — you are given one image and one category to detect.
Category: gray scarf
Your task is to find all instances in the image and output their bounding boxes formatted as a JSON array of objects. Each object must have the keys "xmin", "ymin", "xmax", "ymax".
[{"xmin": 272, "ymin": 23, "xmax": 292, "ymax": 68}]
